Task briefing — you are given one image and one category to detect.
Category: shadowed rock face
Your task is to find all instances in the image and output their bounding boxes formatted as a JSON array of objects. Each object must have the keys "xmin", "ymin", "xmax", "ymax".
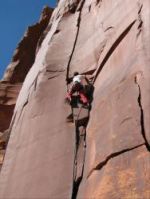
[
  {"xmin": 0, "ymin": 6, "xmax": 53, "ymax": 168},
  {"xmin": 0, "ymin": 0, "xmax": 150, "ymax": 198}
]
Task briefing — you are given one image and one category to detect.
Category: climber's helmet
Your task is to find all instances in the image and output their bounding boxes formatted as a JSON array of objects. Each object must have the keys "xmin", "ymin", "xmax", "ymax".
[{"xmin": 73, "ymin": 71, "xmax": 79, "ymax": 77}]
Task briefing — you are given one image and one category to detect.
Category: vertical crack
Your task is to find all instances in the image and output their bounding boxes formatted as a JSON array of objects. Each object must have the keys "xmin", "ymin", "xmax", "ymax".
[
  {"xmin": 70, "ymin": 86, "xmax": 94, "ymax": 198},
  {"xmin": 71, "ymin": 104, "xmax": 86, "ymax": 199},
  {"xmin": 135, "ymin": 76, "xmax": 150, "ymax": 151},
  {"xmin": 72, "ymin": 176, "xmax": 82, "ymax": 199},
  {"xmin": 71, "ymin": 85, "xmax": 94, "ymax": 199},
  {"xmin": 66, "ymin": 0, "xmax": 85, "ymax": 81},
  {"xmin": 64, "ymin": 1, "xmax": 87, "ymax": 196},
  {"xmin": 72, "ymin": 124, "xmax": 87, "ymax": 199}
]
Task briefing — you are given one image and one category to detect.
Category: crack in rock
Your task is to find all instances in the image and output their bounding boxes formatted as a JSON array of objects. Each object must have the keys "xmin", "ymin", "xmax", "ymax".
[
  {"xmin": 137, "ymin": 2, "xmax": 143, "ymax": 37},
  {"xmin": 134, "ymin": 75, "xmax": 150, "ymax": 151},
  {"xmin": 71, "ymin": 87, "xmax": 94, "ymax": 199},
  {"xmin": 48, "ymin": 74, "xmax": 62, "ymax": 80},
  {"xmin": 87, "ymin": 143, "xmax": 145, "ymax": 179},
  {"xmin": 72, "ymin": 125, "xmax": 87, "ymax": 199},
  {"xmin": 120, "ymin": 117, "xmax": 133, "ymax": 125},
  {"xmin": 68, "ymin": 0, "xmax": 80, "ymax": 14},
  {"xmin": 65, "ymin": 1, "xmax": 87, "ymax": 197},
  {"xmin": 66, "ymin": 0, "xmax": 85, "ymax": 81},
  {"xmin": 104, "ymin": 26, "xmax": 114, "ymax": 32},
  {"xmin": 93, "ymin": 20, "xmax": 136, "ymax": 84},
  {"xmin": 71, "ymin": 105, "xmax": 86, "ymax": 198},
  {"xmin": 46, "ymin": 69, "xmax": 65, "ymax": 80}
]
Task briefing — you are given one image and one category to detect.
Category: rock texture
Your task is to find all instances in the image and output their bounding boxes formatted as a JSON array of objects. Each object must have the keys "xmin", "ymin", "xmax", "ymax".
[
  {"xmin": 0, "ymin": 6, "xmax": 53, "ymax": 169},
  {"xmin": 0, "ymin": 0, "xmax": 150, "ymax": 198}
]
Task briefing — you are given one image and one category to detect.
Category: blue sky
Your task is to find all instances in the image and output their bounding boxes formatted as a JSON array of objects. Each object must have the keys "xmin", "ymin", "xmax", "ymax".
[{"xmin": 0, "ymin": 0, "xmax": 56, "ymax": 79}]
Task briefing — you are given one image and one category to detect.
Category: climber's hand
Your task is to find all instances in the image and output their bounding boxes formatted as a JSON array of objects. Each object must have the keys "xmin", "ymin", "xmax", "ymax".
[
  {"xmin": 66, "ymin": 77, "xmax": 73, "ymax": 84},
  {"xmin": 66, "ymin": 78, "xmax": 70, "ymax": 84}
]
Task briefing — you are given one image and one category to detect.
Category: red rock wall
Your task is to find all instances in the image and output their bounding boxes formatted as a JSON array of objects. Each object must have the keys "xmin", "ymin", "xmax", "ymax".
[{"xmin": 0, "ymin": 0, "xmax": 149, "ymax": 198}]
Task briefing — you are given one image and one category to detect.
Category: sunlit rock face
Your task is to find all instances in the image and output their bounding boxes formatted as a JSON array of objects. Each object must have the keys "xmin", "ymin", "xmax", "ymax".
[{"xmin": 0, "ymin": 0, "xmax": 149, "ymax": 198}]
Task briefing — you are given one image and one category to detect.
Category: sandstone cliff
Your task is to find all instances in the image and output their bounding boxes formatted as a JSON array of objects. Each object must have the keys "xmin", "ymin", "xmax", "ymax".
[{"xmin": 0, "ymin": 0, "xmax": 149, "ymax": 198}]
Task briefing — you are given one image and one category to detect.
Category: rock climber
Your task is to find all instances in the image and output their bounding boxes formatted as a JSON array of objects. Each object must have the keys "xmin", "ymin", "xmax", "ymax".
[
  {"xmin": 66, "ymin": 71, "xmax": 90, "ymax": 105},
  {"xmin": 65, "ymin": 71, "xmax": 93, "ymax": 122}
]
